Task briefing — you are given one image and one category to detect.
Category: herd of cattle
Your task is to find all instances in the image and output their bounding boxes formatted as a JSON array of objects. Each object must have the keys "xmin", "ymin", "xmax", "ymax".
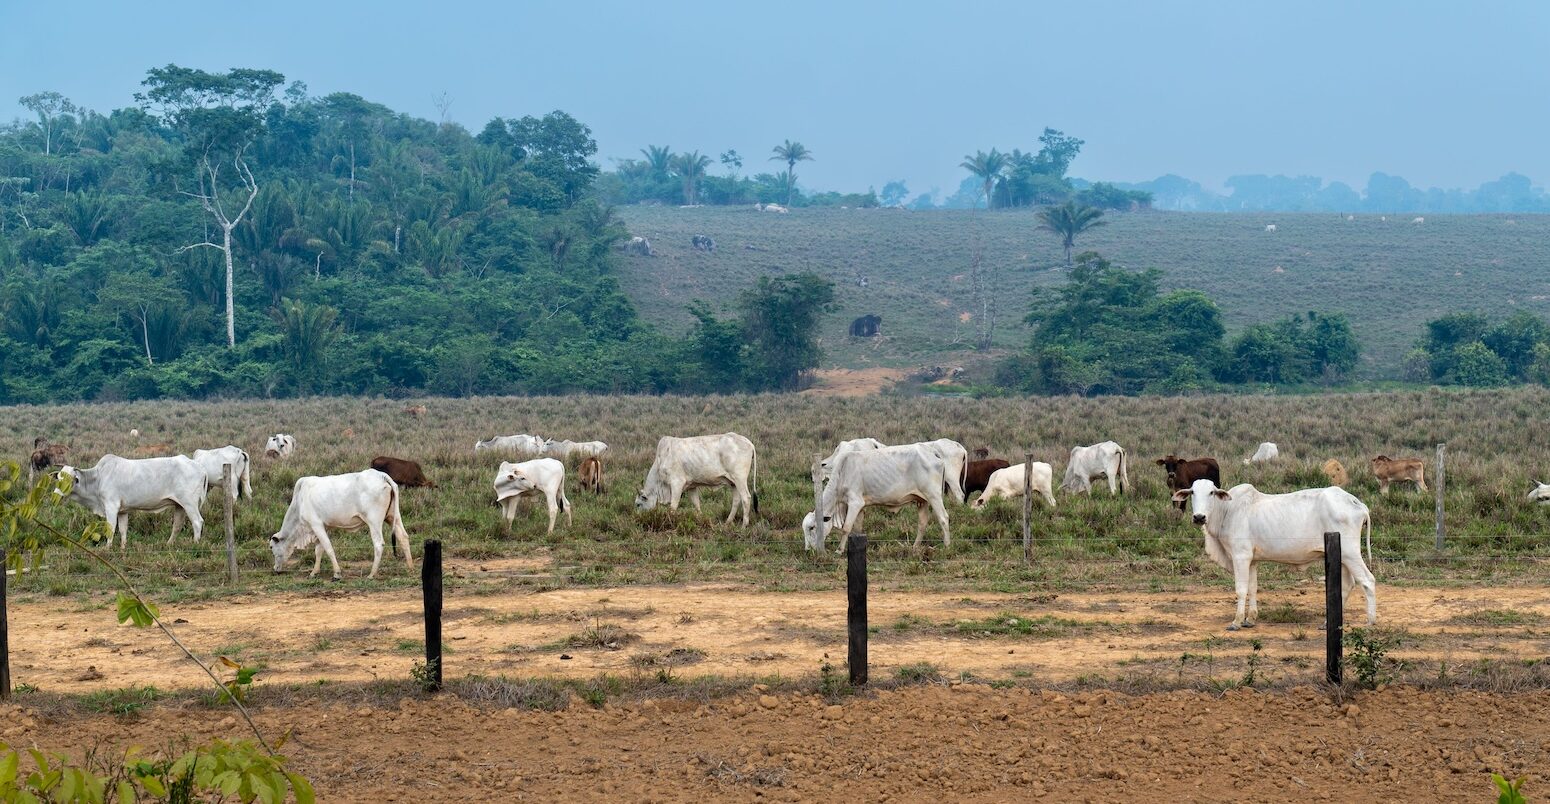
[{"xmin": 17, "ymin": 428, "xmax": 1498, "ymax": 630}]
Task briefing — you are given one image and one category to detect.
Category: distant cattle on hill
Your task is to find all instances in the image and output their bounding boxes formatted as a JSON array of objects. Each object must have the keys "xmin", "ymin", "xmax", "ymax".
[
  {"xmin": 691, "ymin": 234, "xmax": 716, "ymax": 252},
  {"xmin": 849, "ymin": 314, "xmax": 882, "ymax": 337}
]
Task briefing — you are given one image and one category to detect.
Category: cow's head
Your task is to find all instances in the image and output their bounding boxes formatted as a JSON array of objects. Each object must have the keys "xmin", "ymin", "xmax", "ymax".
[
  {"xmin": 634, "ymin": 487, "xmax": 658, "ymax": 511},
  {"xmin": 801, "ymin": 511, "xmax": 835, "ymax": 550},
  {"xmin": 1370, "ymin": 455, "xmax": 1390, "ymax": 467},
  {"xmin": 269, "ymin": 528, "xmax": 312, "ymax": 573},
  {"xmin": 1155, "ymin": 455, "xmax": 1182, "ymax": 474},
  {"xmin": 53, "ymin": 465, "xmax": 81, "ymax": 499},
  {"xmin": 1171, "ymin": 478, "xmax": 1231, "ymax": 527},
  {"xmin": 1529, "ymin": 481, "xmax": 1550, "ymax": 504}
]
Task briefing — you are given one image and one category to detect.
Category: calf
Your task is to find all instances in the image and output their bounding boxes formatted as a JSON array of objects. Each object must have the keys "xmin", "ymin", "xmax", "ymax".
[
  {"xmin": 370, "ymin": 456, "xmax": 435, "ymax": 489},
  {"xmin": 403, "ymin": 404, "xmax": 427, "ymax": 418},
  {"xmin": 1323, "ymin": 459, "xmax": 1349, "ymax": 487},
  {"xmin": 964, "ymin": 459, "xmax": 1011, "ymax": 497},
  {"xmin": 496, "ymin": 458, "xmax": 572, "ymax": 535},
  {"xmin": 29, "ymin": 437, "xmax": 69, "ymax": 482},
  {"xmin": 970, "ymin": 462, "xmax": 1056, "ymax": 510},
  {"xmin": 579, "ymin": 456, "xmax": 604, "ymax": 494},
  {"xmin": 1371, "ymin": 455, "xmax": 1426, "ymax": 493},
  {"xmin": 1156, "ymin": 455, "xmax": 1221, "ymax": 510}
]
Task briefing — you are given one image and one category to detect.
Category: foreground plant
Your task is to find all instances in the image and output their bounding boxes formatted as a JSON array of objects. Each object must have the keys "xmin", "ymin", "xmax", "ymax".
[{"xmin": 0, "ymin": 738, "xmax": 313, "ymax": 803}]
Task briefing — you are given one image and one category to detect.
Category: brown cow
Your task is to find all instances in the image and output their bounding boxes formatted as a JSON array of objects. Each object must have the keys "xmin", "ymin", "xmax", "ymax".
[
  {"xmin": 965, "ymin": 459, "xmax": 1012, "ymax": 498},
  {"xmin": 1371, "ymin": 455, "xmax": 1425, "ymax": 494},
  {"xmin": 29, "ymin": 437, "xmax": 68, "ymax": 481},
  {"xmin": 1155, "ymin": 455, "xmax": 1221, "ymax": 510},
  {"xmin": 579, "ymin": 456, "xmax": 604, "ymax": 494},
  {"xmin": 1322, "ymin": 459, "xmax": 1349, "ymax": 487},
  {"xmin": 970, "ymin": 447, "xmax": 991, "ymax": 461},
  {"xmin": 370, "ymin": 456, "xmax": 436, "ymax": 489},
  {"xmin": 403, "ymin": 404, "xmax": 427, "ymax": 418}
]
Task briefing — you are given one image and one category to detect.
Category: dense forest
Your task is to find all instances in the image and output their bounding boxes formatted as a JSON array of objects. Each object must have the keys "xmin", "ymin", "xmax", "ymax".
[{"xmin": 0, "ymin": 68, "xmax": 832, "ymax": 402}]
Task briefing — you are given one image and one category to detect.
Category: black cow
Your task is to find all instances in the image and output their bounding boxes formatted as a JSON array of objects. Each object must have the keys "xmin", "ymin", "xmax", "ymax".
[
  {"xmin": 691, "ymin": 234, "xmax": 716, "ymax": 252},
  {"xmin": 849, "ymin": 314, "xmax": 882, "ymax": 337}
]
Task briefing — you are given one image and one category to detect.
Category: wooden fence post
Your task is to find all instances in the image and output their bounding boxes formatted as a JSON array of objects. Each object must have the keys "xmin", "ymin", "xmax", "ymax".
[
  {"xmin": 846, "ymin": 533, "xmax": 868, "ymax": 686},
  {"xmin": 1021, "ymin": 451, "xmax": 1034, "ymax": 564},
  {"xmin": 422, "ymin": 539, "xmax": 444, "ymax": 691},
  {"xmin": 222, "ymin": 464, "xmax": 238, "ymax": 585},
  {"xmin": 1434, "ymin": 443, "xmax": 1446, "ymax": 552},
  {"xmin": 811, "ymin": 454, "xmax": 827, "ymax": 551},
  {"xmin": 1, "ymin": 550, "xmax": 10, "ymax": 700},
  {"xmin": 1324, "ymin": 531, "xmax": 1343, "ymax": 686}
]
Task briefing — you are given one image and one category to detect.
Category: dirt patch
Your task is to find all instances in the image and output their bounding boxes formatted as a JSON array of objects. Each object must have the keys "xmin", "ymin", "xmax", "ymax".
[
  {"xmin": 801, "ymin": 368, "xmax": 906, "ymax": 397},
  {"xmin": 6, "ymin": 583, "xmax": 1550, "ymax": 694},
  {"xmin": 4, "ymin": 686, "xmax": 1547, "ymax": 801}
]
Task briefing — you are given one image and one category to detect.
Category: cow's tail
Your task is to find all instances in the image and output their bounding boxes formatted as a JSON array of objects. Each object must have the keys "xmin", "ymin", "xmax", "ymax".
[
  {"xmin": 1118, "ymin": 447, "xmax": 1129, "ymax": 494},
  {"xmin": 750, "ymin": 445, "xmax": 760, "ymax": 515},
  {"xmin": 387, "ymin": 481, "xmax": 413, "ymax": 564},
  {"xmin": 239, "ymin": 449, "xmax": 252, "ymax": 498},
  {"xmin": 1363, "ymin": 514, "xmax": 1372, "ymax": 563},
  {"xmin": 957, "ymin": 454, "xmax": 968, "ymax": 504}
]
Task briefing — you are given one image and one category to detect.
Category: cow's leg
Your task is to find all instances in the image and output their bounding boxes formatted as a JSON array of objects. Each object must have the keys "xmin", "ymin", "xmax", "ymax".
[
  {"xmin": 185, "ymin": 501, "xmax": 203, "ymax": 543},
  {"xmin": 667, "ymin": 481, "xmax": 686, "ymax": 512},
  {"xmin": 107, "ymin": 505, "xmax": 127, "ymax": 550},
  {"xmin": 560, "ymin": 488, "xmax": 573, "ymax": 528},
  {"xmin": 1105, "ymin": 472, "xmax": 1118, "ymax": 495},
  {"xmin": 316, "ymin": 529, "xmax": 342, "ymax": 581},
  {"xmin": 366, "ymin": 520, "xmax": 385, "ymax": 579},
  {"xmin": 1415, "ymin": 476, "xmax": 1428, "ymax": 493},
  {"xmin": 1244, "ymin": 562, "xmax": 1260, "ymax": 627},
  {"xmin": 311, "ymin": 541, "xmax": 325, "ymax": 577},
  {"xmin": 1378, "ymin": 479, "xmax": 1389, "ymax": 495},
  {"xmin": 169, "ymin": 508, "xmax": 185, "ymax": 545},
  {"xmin": 686, "ymin": 487, "xmax": 701, "ymax": 514},
  {"xmin": 501, "ymin": 498, "xmax": 517, "ymax": 534},
  {"xmin": 1345, "ymin": 559, "xmax": 1378, "ymax": 625},
  {"xmin": 929, "ymin": 495, "xmax": 951, "ymax": 548},
  {"xmin": 1042, "ymin": 484, "xmax": 1057, "ymax": 508},
  {"xmin": 1227, "ymin": 556, "xmax": 1252, "ymax": 630},
  {"xmin": 545, "ymin": 493, "xmax": 558, "ymax": 535},
  {"xmin": 913, "ymin": 502, "xmax": 930, "ymax": 547}
]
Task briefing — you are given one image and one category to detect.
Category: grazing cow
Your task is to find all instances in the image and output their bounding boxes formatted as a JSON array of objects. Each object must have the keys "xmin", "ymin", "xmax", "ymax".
[
  {"xmin": 541, "ymin": 439, "xmax": 608, "ymax": 461},
  {"xmin": 1264, "ymin": 224, "xmax": 1277, "ymax": 232},
  {"xmin": 817, "ymin": 437, "xmax": 889, "ymax": 482},
  {"xmin": 691, "ymin": 234, "xmax": 716, "ymax": 252},
  {"xmin": 494, "ymin": 458, "xmax": 571, "ymax": 535},
  {"xmin": 1412, "ymin": 217, "xmax": 1424, "ymax": 224},
  {"xmin": 1061, "ymin": 441, "xmax": 1129, "ymax": 495},
  {"xmin": 1370, "ymin": 455, "xmax": 1426, "ymax": 493},
  {"xmin": 189, "ymin": 445, "xmax": 254, "ymax": 501},
  {"xmin": 623, "ymin": 236, "xmax": 654, "ymax": 256},
  {"xmin": 264, "ymin": 434, "xmax": 296, "ymax": 459},
  {"xmin": 849, "ymin": 314, "xmax": 882, "ymax": 337},
  {"xmin": 1527, "ymin": 481, "xmax": 1550, "ymax": 503},
  {"xmin": 1323, "ymin": 459, "xmax": 1349, "ymax": 487},
  {"xmin": 579, "ymin": 456, "xmax": 605, "ymax": 494},
  {"xmin": 58, "ymin": 455, "xmax": 207, "ymax": 549},
  {"xmin": 964, "ymin": 459, "xmax": 1011, "ymax": 497},
  {"xmin": 403, "ymin": 404, "xmax": 427, "ymax": 418},
  {"xmin": 803, "ymin": 446, "xmax": 950, "ymax": 550},
  {"xmin": 1244, "ymin": 442, "xmax": 1279, "ymax": 465},
  {"xmin": 971, "ymin": 462, "xmax": 1057, "ymax": 509},
  {"xmin": 762, "ymin": 203, "xmax": 789, "ymax": 213},
  {"xmin": 474, "ymin": 434, "xmax": 546, "ymax": 457},
  {"xmin": 1156, "ymin": 455, "xmax": 1221, "ymax": 510},
  {"xmin": 635, "ymin": 433, "xmax": 759, "ymax": 526},
  {"xmin": 1173, "ymin": 479, "xmax": 1375, "ymax": 631},
  {"xmin": 269, "ymin": 469, "xmax": 412, "ymax": 580},
  {"xmin": 370, "ymin": 456, "xmax": 435, "ymax": 489},
  {"xmin": 29, "ymin": 437, "xmax": 69, "ymax": 482}
]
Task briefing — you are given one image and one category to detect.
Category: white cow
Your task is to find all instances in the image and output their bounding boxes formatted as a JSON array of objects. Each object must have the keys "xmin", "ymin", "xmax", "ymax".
[
  {"xmin": 817, "ymin": 437, "xmax": 889, "ymax": 482},
  {"xmin": 635, "ymin": 433, "xmax": 759, "ymax": 526},
  {"xmin": 762, "ymin": 203, "xmax": 789, "ymax": 213},
  {"xmin": 819, "ymin": 438, "xmax": 967, "ymax": 504},
  {"xmin": 1060, "ymin": 441, "xmax": 1129, "ymax": 495},
  {"xmin": 1244, "ymin": 442, "xmax": 1280, "ymax": 465},
  {"xmin": 1173, "ymin": 479, "xmax": 1375, "ymax": 631},
  {"xmin": 269, "ymin": 469, "xmax": 412, "ymax": 580},
  {"xmin": 1264, "ymin": 224, "xmax": 1277, "ymax": 232},
  {"xmin": 1528, "ymin": 481, "xmax": 1550, "ymax": 503},
  {"xmin": 970, "ymin": 462, "xmax": 1057, "ymax": 509},
  {"xmin": 803, "ymin": 446, "xmax": 950, "ymax": 550},
  {"xmin": 188, "ymin": 445, "xmax": 253, "ymax": 501},
  {"xmin": 474, "ymin": 434, "xmax": 546, "ymax": 457},
  {"xmin": 264, "ymin": 434, "xmax": 296, "ymax": 459},
  {"xmin": 1412, "ymin": 217, "xmax": 1424, "ymax": 224},
  {"xmin": 59, "ymin": 455, "xmax": 208, "ymax": 548},
  {"xmin": 494, "ymin": 458, "xmax": 571, "ymax": 535},
  {"xmin": 541, "ymin": 439, "xmax": 608, "ymax": 461}
]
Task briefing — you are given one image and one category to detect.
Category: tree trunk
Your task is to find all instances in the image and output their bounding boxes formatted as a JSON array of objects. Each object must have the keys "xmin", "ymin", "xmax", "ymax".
[
  {"xmin": 349, "ymin": 142, "xmax": 357, "ymax": 203},
  {"xmin": 1, "ymin": 550, "xmax": 10, "ymax": 700},
  {"xmin": 141, "ymin": 309, "xmax": 154, "ymax": 365},
  {"xmin": 223, "ymin": 224, "xmax": 236, "ymax": 347}
]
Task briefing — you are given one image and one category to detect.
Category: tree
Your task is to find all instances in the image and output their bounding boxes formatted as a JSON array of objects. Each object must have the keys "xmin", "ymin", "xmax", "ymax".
[
  {"xmin": 1037, "ymin": 201, "xmax": 1107, "ymax": 265},
  {"xmin": 641, "ymin": 144, "xmax": 673, "ymax": 179},
  {"xmin": 880, "ymin": 180, "xmax": 909, "ymax": 207},
  {"xmin": 1033, "ymin": 128, "xmax": 1084, "ymax": 178},
  {"xmin": 271, "ymin": 298, "xmax": 342, "ymax": 391},
  {"xmin": 17, "ymin": 91, "xmax": 77, "ymax": 155},
  {"xmin": 737, "ymin": 272, "xmax": 835, "ymax": 390},
  {"xmin": 99, "ymin": 271, "xmax": 186, "ymax": 365},
  {"xmin": 959, "ymin": 149, "xmax": 1007, "ymax": 210},
  {"xmin": 719, "ymin": 149, "xmax": 743, "ymax": 178},
  {"xmin": 139, "ymin": 65, "xmax": 284, "ymax": 348},
  {"xmin": 770, "ymin": 140, "xmax": 813, "ymax": 206},
  {"xmin": 671, "ymin": 150, "xmax": 711, "ymax": 205}
]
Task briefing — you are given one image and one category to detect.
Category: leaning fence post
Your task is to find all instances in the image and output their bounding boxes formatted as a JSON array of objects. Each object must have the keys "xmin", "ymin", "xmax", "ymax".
[
  {"xmin": 846, "ymin": 533, "xmax": 868, "ymax": 686},
  {"xmin": 1434, "ymin": 443, "xmax": 1446, "ymax": 552},
  {"xmin": 422, "ymin": 539, "xmax": 444, "ymax": 691},
  {"xmin": 1, "ymin": 550, "xmax": 10, "ymax": 700},
  {"xmin": 1324, "ymin": 531, "xmax": 1343, "ymax": 685},
  {"xmin": 222, "ymin": 464, "xmax": 237, "ymax": 585},
  {"xmin": 811, "ymin": 453, "xmax": 828, "ymax": 551},
  {"xmin": 1021, "ymin": 451, "xmax": 1034, "ymax": 564}
]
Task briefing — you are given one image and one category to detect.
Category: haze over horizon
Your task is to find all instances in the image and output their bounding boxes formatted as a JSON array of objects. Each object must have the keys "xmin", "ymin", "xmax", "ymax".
[{"xmin": 4, "ymin": 0, "xmax": 1548, "ymax": 198}]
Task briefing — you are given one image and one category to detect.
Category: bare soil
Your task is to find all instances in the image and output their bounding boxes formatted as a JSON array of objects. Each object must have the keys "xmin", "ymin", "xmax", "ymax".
[
  {"xmin": 801, "ymin": 368, "xmax": 907, "ymax": 397},
  {"xmin": 3, "ymin": 685, "xmax": 1547, "ymax": 802}
]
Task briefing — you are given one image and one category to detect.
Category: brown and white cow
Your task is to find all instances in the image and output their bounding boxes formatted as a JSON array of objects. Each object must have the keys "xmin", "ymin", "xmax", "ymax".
[
  {"xmin": 964, "ymin": 459, "xmax": 1011, "ymax": 498},
  {"xmin": 1156, "ymin": 455, "xmax": 1221, "ymax": 510},
  {"xmin": 1371, "ymin": 455, "xmax": 1426, "ymax": 494},
  {"xmin": 370, "ymin": 456, "xmax": 436, "ymax": 489},
  {"xmin": 579, "ymin": 456, "xmax": 604, "ymax": 494}
]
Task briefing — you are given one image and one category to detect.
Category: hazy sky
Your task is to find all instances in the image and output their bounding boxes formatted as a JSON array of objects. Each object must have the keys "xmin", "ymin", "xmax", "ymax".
[{"xmin": 4, "ymin": 1, "xmax": 1548, "ymax": 197}]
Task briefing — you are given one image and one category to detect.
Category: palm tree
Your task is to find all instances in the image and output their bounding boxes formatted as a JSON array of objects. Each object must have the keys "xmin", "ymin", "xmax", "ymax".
[
  {"xmin": 770, "ymin": 140, "xmax": 813, "ymax": 205},
  {"xmin": 640, "ymin": 145, "xmax": 673, "ymax": 179},
  {"xmin": 959, "ymin": 149, "xmax": 1008, "ymax": 210},
  {"xmin": 271, "ymin": 298, "xmax": 342, "ymax": 390},
  {"xmin": 1037, "ymin": 201, "xmax": 1107, "ymax": 266},
  {"xmin": 671, "ymin": 150, "xmax": 712, "ymax": 205}
]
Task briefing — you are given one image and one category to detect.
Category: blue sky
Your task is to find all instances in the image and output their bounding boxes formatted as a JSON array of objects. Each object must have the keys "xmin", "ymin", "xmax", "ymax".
[{"xmin": 3, "ymin": 1, "xmax": 1548, "ymax": 197}]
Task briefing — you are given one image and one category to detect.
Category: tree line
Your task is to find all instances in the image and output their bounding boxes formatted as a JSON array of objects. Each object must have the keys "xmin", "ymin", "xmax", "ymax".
[{"xmin": 0, "ymin": 67, "xmax": 834, "ymax": 402}]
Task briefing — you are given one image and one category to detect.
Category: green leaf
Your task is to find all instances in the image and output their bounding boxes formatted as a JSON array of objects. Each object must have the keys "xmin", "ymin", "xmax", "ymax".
[
  {"xmin": 0, "ymin": 751, "xmax": 17, "ymax": 785},
  {"xmin": 138, "ymin": 775, "xmax": 167, "ymax": 797},
  {"xmin": 284, "ymin": 771, "xmax": 316, "ymax": 804},
  {"xmin": 115, "ymin": 594, "xmax": 158, "ymax": 628},
  {"xmin": 116, "ymin": 780, "xmax": 135, "ymax": 804}
]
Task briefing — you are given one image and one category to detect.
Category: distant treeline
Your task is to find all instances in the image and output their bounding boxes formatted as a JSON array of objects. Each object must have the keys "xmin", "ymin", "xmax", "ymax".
[{"xmin": 1087, "ymin": 171, "xmax": 1550, "ymax": 214}]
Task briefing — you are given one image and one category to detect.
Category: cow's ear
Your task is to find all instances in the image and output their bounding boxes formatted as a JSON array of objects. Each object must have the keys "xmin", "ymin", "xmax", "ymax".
[
  {"xmin": 1154, "ymin": 458, "xmax": 1167, "ymax": 466},
  {"xmin": 1170, "ymin": 489, "xmax": 1191, "ymax": 502},
  {"xmin": 822, "ymin": 516, "xmax": 831, "ymax": 522},
  {"xmin": 1211, "ymin": 489, "xmax": 1232, "ymax": 501}
]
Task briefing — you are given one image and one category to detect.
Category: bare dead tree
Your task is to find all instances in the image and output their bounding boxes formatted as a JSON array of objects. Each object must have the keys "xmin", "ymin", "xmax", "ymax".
[
  {"xmin": 968, "ymin": 241, "xmax": 996, "ymax": 350},
  {"xmin": 432, "ymin": 92, "xmax": 454, "ymax": 125},
  {"xmin": 178, "ymin": 148, "xmax": 260, "ymax": 347}
]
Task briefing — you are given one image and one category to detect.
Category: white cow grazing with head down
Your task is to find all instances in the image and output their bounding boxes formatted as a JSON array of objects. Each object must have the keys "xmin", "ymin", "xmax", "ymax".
[
  {"xmin": 541, "ymin": 439, "xmax": 608, "ymax": 461},
  {"xmin": 494, "ymin": 458, "xmax": 571, "ymax": 534},
  {"xmin": 59, "ymin": 455, "xmax": 208, "ymax": 549},
  {"xmin": 635, "ymin": 433, "xmax": 759, "ymax": 526},
  {"xmin": 1412, "ymin": 217, "xmax": 1424, "ymax": 224},
  {"xmin": 819, "ymin": 438, "xmax": 967, "ymax": 504},
  {"xmin": 1174, "ymin": 478, "xmax": 1375, "ymax": 631},
  {"xmin": 269, "ymin": 469, "xmax": 411, "ymax": 580},
  {"xmin": 1061, "ymin": 441, "xmax": 1129, "ymax": 495},
  {"xmin": 264, "ymin": 434, "xmax": 296, "ymax": 459},
  {"xmin": 1244, "ymin": 442, "xmax": 1280, "ymax": 465},
  {"xmin": 474, "ymin": 434, "xmax": 546, "ymax": 457},
  {"xmin": 1264, "ymin": 224, "xmax": 1277, "ymax": 232},
  {"xmin": 803, "ymin": 445, "xmax": 950, "ymax": 550},
  {"xmin": 188, "ymin": 445, "xmax": 253, "ymax": 500},
  {"xmin": 971, "ymin": 462, "xmax": 1056, "ymax": 510}
]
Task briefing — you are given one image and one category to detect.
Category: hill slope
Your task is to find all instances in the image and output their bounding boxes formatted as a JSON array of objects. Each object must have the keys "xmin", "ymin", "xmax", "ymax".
[{"xmin": 615, "ymin": 207, "xmax": 1550, "ymax": 377}]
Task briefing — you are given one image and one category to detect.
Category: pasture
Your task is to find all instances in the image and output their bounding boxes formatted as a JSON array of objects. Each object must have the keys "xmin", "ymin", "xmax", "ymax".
[{"xmin": 615, "ymin": 206, "xmax": 1550, "ymax": 378}]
